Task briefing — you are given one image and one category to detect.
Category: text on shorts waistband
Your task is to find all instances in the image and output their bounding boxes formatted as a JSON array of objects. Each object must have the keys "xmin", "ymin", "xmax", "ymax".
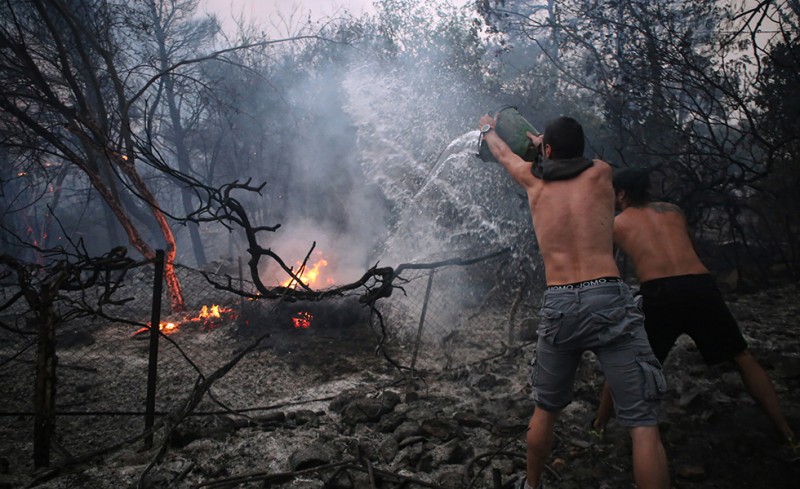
[{"xmin": 546, "ymin": 277, "xmax": 622, "ymax": 290}]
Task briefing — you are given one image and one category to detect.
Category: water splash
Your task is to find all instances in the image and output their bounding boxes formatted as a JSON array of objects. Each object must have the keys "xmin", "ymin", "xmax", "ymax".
[
  {"xmin": 343, "ymin": 64, "xmax": 534, "ymax": 264},
  {"xmin": 383, "ymin": 131, "xmax": 534, "ymax": 263},
  {"xmin": 340, "ymin": 63, "xmax": 543, "ymax": 342}
]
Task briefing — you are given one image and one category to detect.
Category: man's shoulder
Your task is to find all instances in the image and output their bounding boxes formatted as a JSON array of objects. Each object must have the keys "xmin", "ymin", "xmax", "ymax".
[
  {"xmin": 588, "ymin": 158, "xmax": 611, "ymax": 169},
  {"xmin": 620, "ymin": 201, "xmax": 682, "ymax": 213},
  {"xmin": 615, "ymin": 205, "xmax": 649, "ymax": 225},
  {"xmin": 535, "ymin": 156, "xmax": 599, "ymax": 181},
  {"xmin": 615, "ymin": 202, "xmax": 685, "ymax": 229},
  {"xmin": 590, "ymin": 159, "xmax": 613, "ymax": 178},
  {"xmin": 647, "ymin": 201, "xmax": 683, "ymax": 214},
  {"xmin": 614, "ymin": 207, "xmax": 636, "ymax": 227}
]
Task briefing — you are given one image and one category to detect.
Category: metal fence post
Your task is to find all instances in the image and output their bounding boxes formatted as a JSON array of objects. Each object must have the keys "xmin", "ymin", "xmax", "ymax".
[
  {"xmin": 144, "ymin": 249, "xmax": 164, "ymax": 449},
  {"xmin": 410, "ymin": 269, "xmax": 435, "ymax": 372},
  {"xmin": 33, "ymin": 313, "xmax": 57, "ymax": 468},
  {"xmin": 238, "ymin": 256, "xmax": 244, "ymax": 309}
]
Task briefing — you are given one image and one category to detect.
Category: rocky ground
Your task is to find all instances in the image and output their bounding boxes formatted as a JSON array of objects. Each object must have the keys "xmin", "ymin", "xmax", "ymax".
[{"xmin": 1, "ymin": 283, "xmax": 799, "ymax": 489}]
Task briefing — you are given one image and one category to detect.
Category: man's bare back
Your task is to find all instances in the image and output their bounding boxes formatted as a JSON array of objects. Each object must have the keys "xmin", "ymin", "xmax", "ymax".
[
  {"xmin": 613, "ymin": 202, "xmax": 709, "ymax": 283},
  {"xmin": 478, "ymin": 117, "xmax": 620, "ymax": 286},
  {"xmin": 478, "ymin": 117, "xmax": 671, "ymax": 489},
  {"xmin": 527, "ymin": 161, "xmax": 620, "ymax": 285}
]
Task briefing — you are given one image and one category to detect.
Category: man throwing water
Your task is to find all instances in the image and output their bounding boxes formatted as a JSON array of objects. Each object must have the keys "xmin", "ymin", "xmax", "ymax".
[{"xmin": 478, "ymin": 115, "xmax": 670, "ymax": 489}]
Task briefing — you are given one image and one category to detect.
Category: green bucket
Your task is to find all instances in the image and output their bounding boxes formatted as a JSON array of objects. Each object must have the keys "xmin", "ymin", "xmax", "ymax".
[{"xmin": 478, "ymin": 106, "xmax": 539, "ymax": 163}]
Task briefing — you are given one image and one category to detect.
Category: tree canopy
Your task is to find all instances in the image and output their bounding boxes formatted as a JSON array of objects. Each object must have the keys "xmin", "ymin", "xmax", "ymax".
[{"xmin": 1, "ymin": 0, "xmax": 798, "ymax": 296}]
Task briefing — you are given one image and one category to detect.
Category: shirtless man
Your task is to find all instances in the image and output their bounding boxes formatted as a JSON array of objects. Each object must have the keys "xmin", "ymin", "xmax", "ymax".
[
  {"xmin": 591, "ymin": 167, "xmax": 797, "ymax": 449},
  {"xmin": 478, "ymin": 115, "xmax": 670, "ymax": 489}
]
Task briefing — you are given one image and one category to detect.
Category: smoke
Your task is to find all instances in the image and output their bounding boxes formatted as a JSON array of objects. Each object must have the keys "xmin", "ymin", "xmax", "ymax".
[
  {"xmin": 255, "ymin": 60, "xmax": 393, "ymax": 285},
  {"xmin": 191, "ymin": 4, "xmax": 547, "ymax": 342},
  {"xmin": 260, "ymin": 54, "xmax": 529, "ymax": 268},
  {"xmin": 246, "ymin": 46, "xmax": 540, "ymax": 341}
]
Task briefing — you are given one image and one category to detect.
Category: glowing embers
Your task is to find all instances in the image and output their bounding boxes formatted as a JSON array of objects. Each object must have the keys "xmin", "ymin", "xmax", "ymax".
[
  {"xmin": 132, "ymin": 304, "xmax": 238, "ymax": 337},
  {"xmin": 291, "ymin": 311, "xmax": 314, "ymax": 329},
  {"xmin": 133, "ymin": 321, "xmax": 178, "ymax": 337},
  {"xmin": 136, "ymin": 321, "xmax": 178, "ymax": 336},
  {"xmin": 160, "ymin": 322, "xmax": 178, "ymax": 333}
]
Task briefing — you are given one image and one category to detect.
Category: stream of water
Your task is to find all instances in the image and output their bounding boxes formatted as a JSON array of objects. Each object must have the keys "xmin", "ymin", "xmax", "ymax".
[
  {"xmin": 335, "ymin": 64, "xmax": 546, "ymax": 339},
  {"xmin": 342, "ymin": 68, "xmax": 534, "ymax": 264}
]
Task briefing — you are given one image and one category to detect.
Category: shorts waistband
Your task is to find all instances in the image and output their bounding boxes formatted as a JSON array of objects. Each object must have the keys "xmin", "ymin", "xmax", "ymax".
[
  {"xmin": 546, "ymin": 277, "xmax": 622, "ymax": 291},
  {"xmin": 639, "ymin": 273, "xmax": 714, "ymax": 294}
]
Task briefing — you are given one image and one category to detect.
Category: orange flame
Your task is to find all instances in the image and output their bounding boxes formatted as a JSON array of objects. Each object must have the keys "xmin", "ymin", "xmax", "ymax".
[
  {"xmin": 132, "ymin": 321, "xmax": 178, "ymax": 337},
  {"xmin": 131, "ymin": 304, "xmax": 237, "ymax": 337},
  {"xmin": 197, "ymin": 304, "xmax": 222, "ymax": 319},
  {"xmin": 281, "ymin": 259, "xmax": 329, "ymax": 288},
  {"xmin": 187, "ymin": 304, "xmax": 237, "ymax": 331},
  {"xmin": 161, "ymin": 322, "xmax": 178, "ymax": 333},
  {"xmin": 292, "ymin": 311, "xmax": 313, "ymax": 329}
]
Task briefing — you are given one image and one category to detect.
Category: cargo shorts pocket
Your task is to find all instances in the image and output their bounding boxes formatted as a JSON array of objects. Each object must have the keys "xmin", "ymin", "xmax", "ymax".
[
  {"xmin": 591, "ymin": 305, "xmax": 627, "ymax": 324},
  {"xmin": 537, "ymin": 308, "xmax": 564, "ymax": 342},
  {"xmin": 636, "ymin": 353, "xmax": 667, "ymax": 401},
  {"xmin": 529, "ymin": 352, "xmax": 538, "ymax": 389},
  {"xmin": 591, "ymin": 305, "xmax": 631, "ymax": 342}
]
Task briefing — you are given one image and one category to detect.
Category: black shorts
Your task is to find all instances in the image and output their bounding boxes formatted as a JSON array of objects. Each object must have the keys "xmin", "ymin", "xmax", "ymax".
[{"xmin": 639, "ymin": 274, "xmax": 748, "ymax": 365}]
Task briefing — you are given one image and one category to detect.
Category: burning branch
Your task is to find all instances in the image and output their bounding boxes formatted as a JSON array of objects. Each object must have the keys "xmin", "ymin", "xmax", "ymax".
[
  {"xmin": 197, "ymin": 182, "xmax": 511, "ymax": 306},
  {"xmin": 189, "ymin": 182, "xmax": 399, "ymax": 303},
  {"xmin": 130, "ymin": 303, "xmax": 238, "ymax": 337},
  {"xmin": 181, "ymin": 179, "xmax": 512, "ymax": 375}
]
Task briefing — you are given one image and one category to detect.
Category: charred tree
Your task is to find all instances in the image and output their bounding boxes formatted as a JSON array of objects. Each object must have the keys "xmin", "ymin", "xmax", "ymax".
[
  {"xmin": 0, "ymin": 0, "xmax": 187, "ymax": 310},
  {"xmin": 0, "ymin": 247, "xmax": 140, "ymax": 467},
  {"xmin": 140, "ymin": 0, "xmax": 221, "ymax": 268}
]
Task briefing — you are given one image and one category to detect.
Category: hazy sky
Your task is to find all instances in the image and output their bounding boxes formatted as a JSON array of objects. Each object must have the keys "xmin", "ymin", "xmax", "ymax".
[{"xmin": 201, "ymin": 0, "xmax": 377, "ymax": 33}]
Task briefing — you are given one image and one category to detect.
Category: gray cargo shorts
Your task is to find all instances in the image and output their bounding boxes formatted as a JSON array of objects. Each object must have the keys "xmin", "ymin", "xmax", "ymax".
[{"xmin": 530, "ymin": 281, "xmax": 666, "ymax": 427}]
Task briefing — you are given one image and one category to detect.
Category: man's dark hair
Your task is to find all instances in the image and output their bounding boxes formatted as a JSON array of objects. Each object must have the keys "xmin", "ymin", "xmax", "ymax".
[
  {"xmin": 613, "ymin": 167, "xmax": 651, "ymax": 204},
  {"xmin": 543, "ymin": 116, "xmax": 585, "ymax": 159}
]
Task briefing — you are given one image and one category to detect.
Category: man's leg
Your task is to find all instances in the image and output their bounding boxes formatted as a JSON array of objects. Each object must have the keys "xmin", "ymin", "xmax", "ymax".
[
  {"xmin": 593, "ymin": 381, "xmax": 614, "ymax": 432},
  {"xmin": 594, "ymin": 304, "xmax": 669, "ymax": 488},
  {"xmin": 733, "ymin": 350, "xmax": 796, "ymax": 441},
  {"xmin": 526, "ymin": 407, "xmax": 559, "ymax": 488},
  {"xmin": 629, "ymin": 425, "xmax": 670, "ymax": 489}
]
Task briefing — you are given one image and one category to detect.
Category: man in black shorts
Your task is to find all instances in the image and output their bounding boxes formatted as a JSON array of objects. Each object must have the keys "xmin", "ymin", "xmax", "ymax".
[{"xmin": 591, "ymin": 167, "xmax": 797, "ymax": 449}]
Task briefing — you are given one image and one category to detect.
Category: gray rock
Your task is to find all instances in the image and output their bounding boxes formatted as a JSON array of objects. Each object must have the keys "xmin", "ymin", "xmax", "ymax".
[
  {"xmin": 377, "ymin": 410, "xmax": 406, "ymax": 433},
  {"xmin": 420, "ymin": 417, "xmax": 460, "ymax": 440},
  {"xmin": 288, "ymin": 442, "xmax": 336, "ymax": 471},
  {"xmin": 393, "ymin": 420, "xmax": 422, "ymax": 441},
  {"xmin": 378, "ymin": 436, "xmax": 399, "ymax": 463},
  {"xmin": 341, "ymin": 398, "xmax": 391, "ymax": 425},
  {"xmin": 433, "ymin": 464, "xmax": 467, "ymax": 489},
  {"xmin": 453, "ymin": 411, "xmax": 486, "ymax": 428},
  {"xmin": 429, "ymin": 438, "xmax": 472, "ymax": 466}
]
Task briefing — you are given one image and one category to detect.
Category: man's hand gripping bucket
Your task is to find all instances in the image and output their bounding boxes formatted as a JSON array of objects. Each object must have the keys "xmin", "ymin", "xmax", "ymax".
[{"xmin": 478, "ymin": 106, "xmax": 540, "ymax": 163}]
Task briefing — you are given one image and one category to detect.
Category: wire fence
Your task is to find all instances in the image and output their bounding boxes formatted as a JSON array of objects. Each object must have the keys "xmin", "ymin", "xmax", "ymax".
[
  {"xmin": 377, "ymin": 262, "xmax": 538, "ymax": 371},
  {"xmin": 0, "ymin": 247, "xmax": 539, "ymax": 472}
]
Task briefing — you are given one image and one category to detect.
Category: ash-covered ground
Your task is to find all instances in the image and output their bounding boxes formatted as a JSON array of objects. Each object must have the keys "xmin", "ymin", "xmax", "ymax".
[{"xmin": 1, "ymin": 283, "xmax": 798, "ymax": 489}]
